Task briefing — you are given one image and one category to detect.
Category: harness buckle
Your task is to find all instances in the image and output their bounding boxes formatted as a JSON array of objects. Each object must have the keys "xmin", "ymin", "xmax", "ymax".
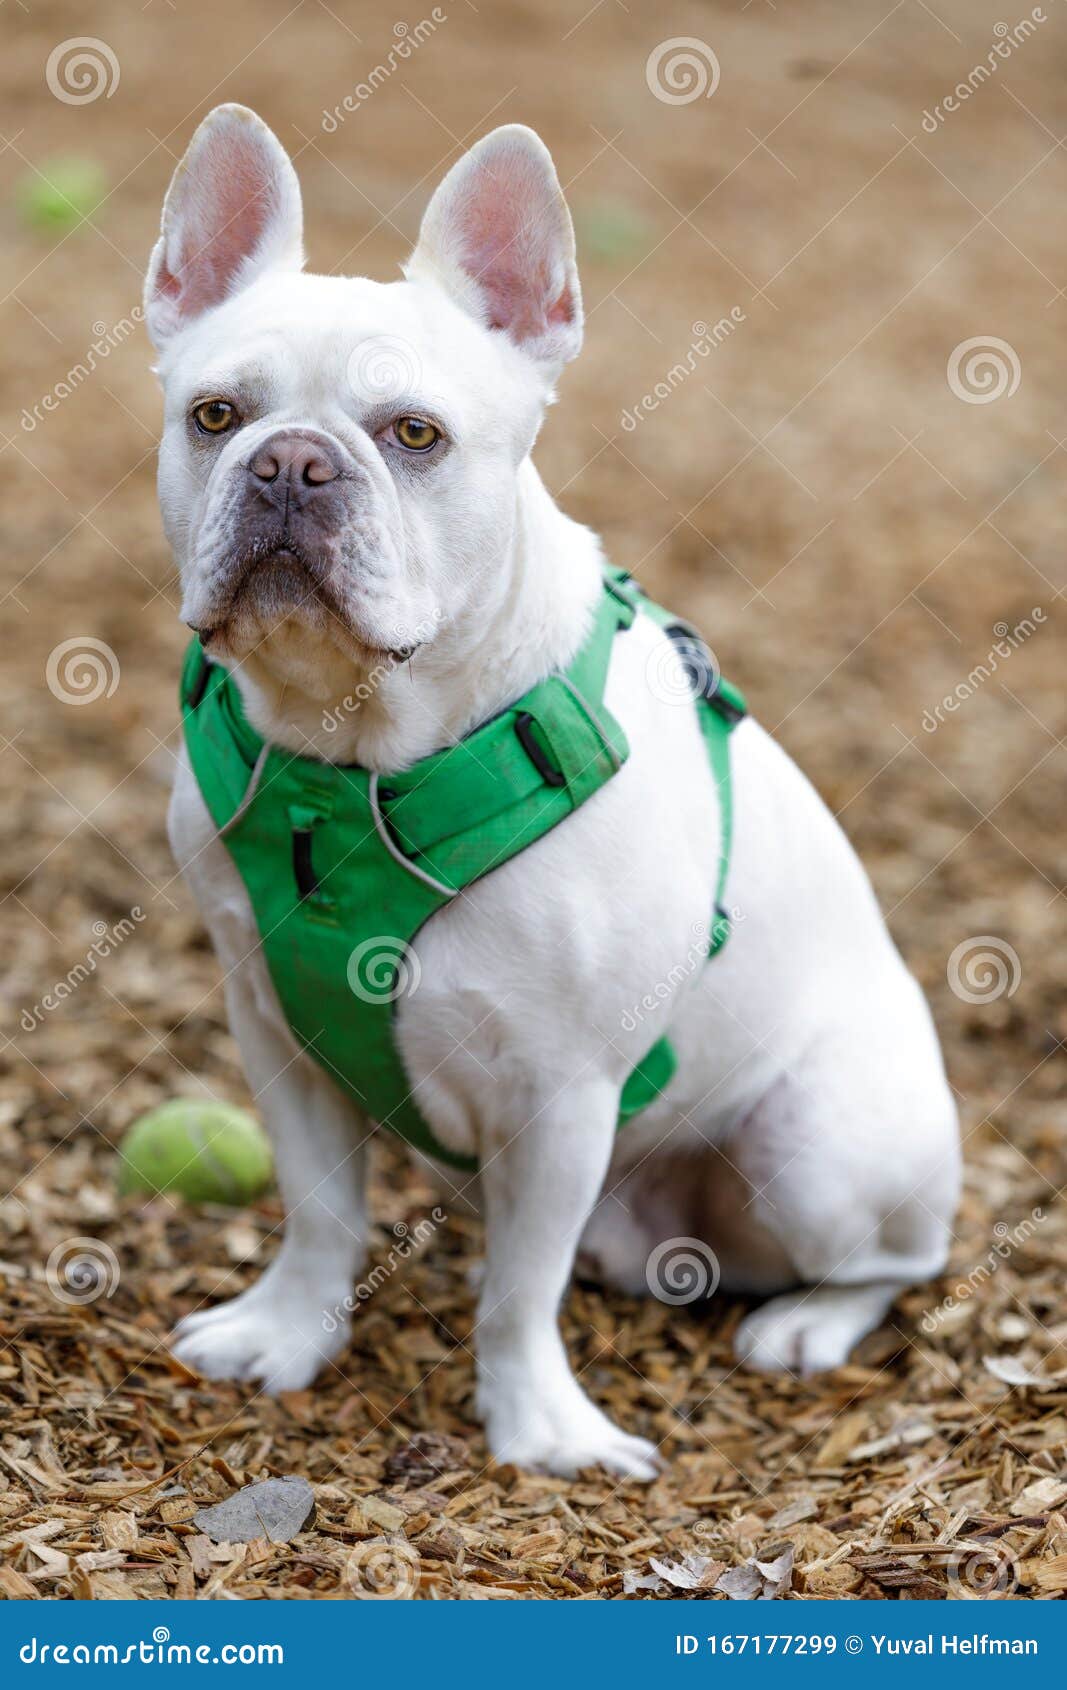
[{"xmin": 514, "ymin": 711, "xmax": 566, "ymax": 788}]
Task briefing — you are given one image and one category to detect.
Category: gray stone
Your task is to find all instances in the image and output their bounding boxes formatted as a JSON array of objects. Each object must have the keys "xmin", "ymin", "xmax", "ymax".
[{"xmin": 193, "ymin": 1476, "xmax": 315, "ymax": 1544}]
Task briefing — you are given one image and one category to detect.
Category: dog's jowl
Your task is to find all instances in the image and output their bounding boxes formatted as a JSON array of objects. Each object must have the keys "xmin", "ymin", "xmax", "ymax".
[{"xmin": 147, "ymin": 105, "xmax": 959, "ymax": 1479}]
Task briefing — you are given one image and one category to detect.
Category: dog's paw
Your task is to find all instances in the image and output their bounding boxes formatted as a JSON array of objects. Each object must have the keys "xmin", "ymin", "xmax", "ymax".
[
  {"xmin": 170, "ymin": 1284, "xmax": 349, "ymax": 1394},
  {"xmin": 734, "ymin": 1285, "xmax": 890, "ymax": 1376},
  {"xmin": 482, "ymin": 1379, "xmax": 661, "ymax": 1481}
]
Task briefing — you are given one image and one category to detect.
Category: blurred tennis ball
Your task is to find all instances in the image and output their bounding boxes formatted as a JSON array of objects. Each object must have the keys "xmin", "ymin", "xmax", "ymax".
[
  {"xmin": 17, "ymin": 157, "xmax": 107, "ymax": 231},
  {"xmin": 117, "ymin": 1100, "xmax": 273, "ymax": 1206}
]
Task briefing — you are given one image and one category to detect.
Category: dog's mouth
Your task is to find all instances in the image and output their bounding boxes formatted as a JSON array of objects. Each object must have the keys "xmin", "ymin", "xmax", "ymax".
[{"xmin": 190, "ymin": 542, "xmax": 422, "ymax": 665}]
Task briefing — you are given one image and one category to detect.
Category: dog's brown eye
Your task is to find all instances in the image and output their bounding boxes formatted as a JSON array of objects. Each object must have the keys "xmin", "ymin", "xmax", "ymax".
[
  {"xmin": 394, "ymin": 416, "xmax": 439, "ymax": 451},
  {"xmin": 193, "ymin": 399, "xmax": 236, "ymax": 435}
]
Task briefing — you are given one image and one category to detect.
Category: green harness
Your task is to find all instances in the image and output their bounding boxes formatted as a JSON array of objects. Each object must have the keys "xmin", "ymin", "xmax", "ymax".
[{"xmin": 180, "ymin": 569, "xmax": 746, "ymax": 1171}]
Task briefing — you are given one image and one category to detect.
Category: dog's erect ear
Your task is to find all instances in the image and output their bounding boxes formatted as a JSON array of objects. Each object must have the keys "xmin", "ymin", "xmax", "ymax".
[
  {"xmin": 144, "ymin": 104, "xmax": 303, "ymax": 348},
  {"xmin": 406, "ymin": 125, "xmax": 582, "ymax": 378}
]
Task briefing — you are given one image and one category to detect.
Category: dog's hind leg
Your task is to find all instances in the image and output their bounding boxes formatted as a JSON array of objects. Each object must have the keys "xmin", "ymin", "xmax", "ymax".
[{"xmin": 726, "ymin": 1014, "xmax": 959, "ymax": 1376}]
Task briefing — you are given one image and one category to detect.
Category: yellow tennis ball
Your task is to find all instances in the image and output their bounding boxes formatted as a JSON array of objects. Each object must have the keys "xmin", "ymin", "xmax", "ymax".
[{"xmin": 117, "ymin": 1100, "xmax": 273, "ymax": 1206}]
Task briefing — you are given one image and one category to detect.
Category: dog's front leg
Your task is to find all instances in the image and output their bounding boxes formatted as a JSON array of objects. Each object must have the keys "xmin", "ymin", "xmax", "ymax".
[
  {"xmin": 474, "ymin": 1079, "xmax": 660, "ymax": 1480},
  {"xmin": 170, "ymin": 965, "xmax": 367, "ymax": 1394}
]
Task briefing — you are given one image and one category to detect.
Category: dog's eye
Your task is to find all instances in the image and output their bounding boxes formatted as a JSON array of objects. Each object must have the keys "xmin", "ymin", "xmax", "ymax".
[
  {"xmin": 193, "ymin": 399, "xmax": 237, "ymax": 435},
  {"xmin": 393, "ymin": 416, "xmax": 439, "ymax": 451}
]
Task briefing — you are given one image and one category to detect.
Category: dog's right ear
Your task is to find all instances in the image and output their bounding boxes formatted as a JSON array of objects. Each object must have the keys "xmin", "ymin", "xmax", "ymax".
[{"xmin": 144, "ymin": 104, "xmax": 303, "ymax": 348}]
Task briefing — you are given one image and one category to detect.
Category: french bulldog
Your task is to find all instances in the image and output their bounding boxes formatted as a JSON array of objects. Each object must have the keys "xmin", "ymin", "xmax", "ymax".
[{"xmin": 148, "ymin": 105, "xmax": 959, "ymax": 1478}]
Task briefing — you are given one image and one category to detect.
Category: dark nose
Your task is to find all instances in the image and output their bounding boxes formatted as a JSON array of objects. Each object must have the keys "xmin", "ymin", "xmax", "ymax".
[{"xmin": 247, "ymin": 432, "xmax": 341, "ymax": 507}]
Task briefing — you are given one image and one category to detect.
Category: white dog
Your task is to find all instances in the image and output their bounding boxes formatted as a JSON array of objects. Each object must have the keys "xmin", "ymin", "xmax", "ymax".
[{"xmin": 148, "ymin": 106, "xmax": 959, "ymax": 1479}]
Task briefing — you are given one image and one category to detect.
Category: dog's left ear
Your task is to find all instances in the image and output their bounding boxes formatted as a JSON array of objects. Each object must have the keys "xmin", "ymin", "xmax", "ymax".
[{"xmin": 406, "ymin": 125, "xmax": 582, "ymax": 380}]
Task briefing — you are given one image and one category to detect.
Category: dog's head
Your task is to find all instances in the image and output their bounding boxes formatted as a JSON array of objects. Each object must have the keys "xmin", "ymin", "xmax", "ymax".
[{"xmin": 145, "ymin": 105, "xmax": 582, "ymax": 680}]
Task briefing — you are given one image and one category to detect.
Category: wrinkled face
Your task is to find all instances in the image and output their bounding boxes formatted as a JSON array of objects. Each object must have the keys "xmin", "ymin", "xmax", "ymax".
[
  {"xmin": 146, "ymin": 107, "xmax": 583, "ymax": 672},
  {"xmin": 156, "ymin": 273, "xmax": 543, "ymax": 662}
]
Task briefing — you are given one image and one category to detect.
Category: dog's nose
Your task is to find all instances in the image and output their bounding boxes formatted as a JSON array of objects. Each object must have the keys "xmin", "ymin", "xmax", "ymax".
[{"xmin": 247, "ymin": 432, "xmax": 341, "ymax": 500}]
